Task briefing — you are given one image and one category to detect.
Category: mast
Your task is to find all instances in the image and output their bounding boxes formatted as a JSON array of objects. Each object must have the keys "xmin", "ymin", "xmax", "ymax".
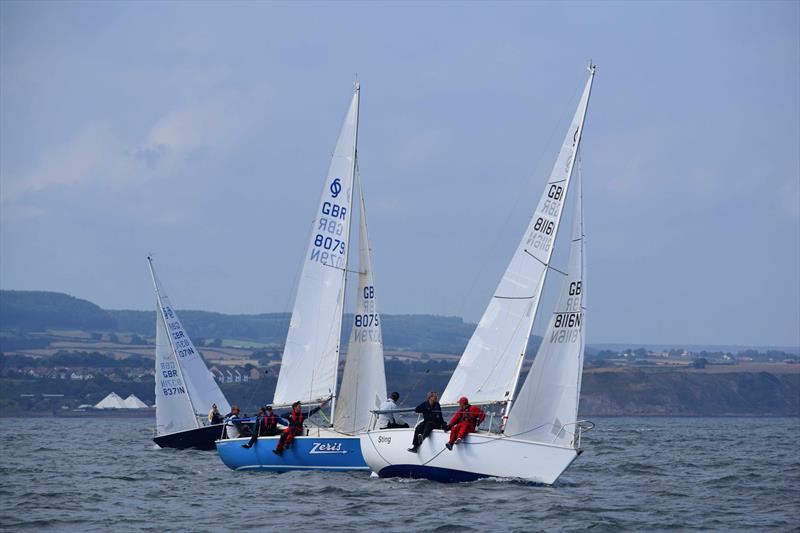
[
  {"xmin": 148, "ymin": 256, "xmax": 200, "ymax": 429},
  {"xmin": 329, "ymin": 81, "xmax": 360, "ymax": 425},
  {"xmin": 502, "ymin": 64, "xmax": 596, "ymax": 422}
]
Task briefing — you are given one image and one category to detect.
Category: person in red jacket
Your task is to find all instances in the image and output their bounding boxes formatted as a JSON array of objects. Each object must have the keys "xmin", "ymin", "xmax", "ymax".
[
  {"xmin": 445, "ymin": 396, "xmax": 485, "ymax": 451},
  {"xmin": 273, "ymin": 401, "xmax": 304, "ymax": 455}
]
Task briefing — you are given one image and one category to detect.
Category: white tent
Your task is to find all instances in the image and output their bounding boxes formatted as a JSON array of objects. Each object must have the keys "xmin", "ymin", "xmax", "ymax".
[
  {"xmin": 94, "ymin": 392, "xmax": 127, "ymax": 409},
  {"xmin": 123, "ymin": 394, "xmax": 149, "ymax": 408}
]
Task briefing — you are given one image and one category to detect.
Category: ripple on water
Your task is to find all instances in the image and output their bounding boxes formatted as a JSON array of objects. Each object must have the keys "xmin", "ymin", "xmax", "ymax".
[{"xmin": 1, "ymin": 417, "xmax": 798, "ymax": 532}]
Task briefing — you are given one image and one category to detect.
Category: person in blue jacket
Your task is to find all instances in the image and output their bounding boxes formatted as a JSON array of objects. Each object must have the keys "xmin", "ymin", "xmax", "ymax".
[{"xmin": 408, "ymin": 391, "xmax": 448, "ymax": 453}]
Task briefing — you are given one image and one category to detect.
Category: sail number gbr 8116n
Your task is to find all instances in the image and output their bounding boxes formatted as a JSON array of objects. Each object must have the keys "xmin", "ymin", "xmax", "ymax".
[
  {"xmin": 526, "ymin": 184, "xmax": 564, "ymax": 253},
  {"xmin": 550, "ymin": 281, "xmax": 583, "ymax": 344},
  {"xmin": 310, "ymin": 199, "xmax": 348, "ymax": 268}
]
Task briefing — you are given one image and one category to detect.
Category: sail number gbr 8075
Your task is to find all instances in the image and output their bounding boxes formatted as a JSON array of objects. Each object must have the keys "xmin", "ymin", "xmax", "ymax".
[
  {"xmin": 351, "ymin": 285, "xmax": 381, "ymax": 344},
  {"xmin": 310, "ymin": 200, "xmax": 348, "ymax": 268}
]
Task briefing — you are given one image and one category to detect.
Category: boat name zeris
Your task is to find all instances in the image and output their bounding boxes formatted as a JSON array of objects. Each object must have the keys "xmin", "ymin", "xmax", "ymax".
[{"xmin": 309, "ymin": 442, "xmax": 348, "ymax": 454}]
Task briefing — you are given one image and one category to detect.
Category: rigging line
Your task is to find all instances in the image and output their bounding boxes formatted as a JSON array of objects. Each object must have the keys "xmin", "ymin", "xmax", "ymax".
[
  {"xmin": 524, "ymin": 248, "xmax": 548, "ymax": 267},
  {"xmin": 523, "ymin": 249, "xmax": 568, "ymax": 276},
  {"xmin": 323, "ymin": 263, "xmax": 365, "ymax": 275}
]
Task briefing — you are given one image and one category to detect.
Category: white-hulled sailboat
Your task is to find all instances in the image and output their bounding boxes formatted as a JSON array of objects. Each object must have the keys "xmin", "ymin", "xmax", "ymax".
[
  {"xmin": 360, "ymin": 65, "xmax": 596, "ymax": 484},
  {"xmin": 148, "ymin": 256, "xmax": 232, "ymax": 450},
  {"xmin": 216, "ymin": 84, "xmax": 387, "ymax": 471}
]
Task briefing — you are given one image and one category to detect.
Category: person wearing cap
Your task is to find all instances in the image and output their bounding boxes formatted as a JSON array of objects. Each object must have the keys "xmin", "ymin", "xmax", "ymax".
[
  {"xmin": 445, "ymin": 396, "xmax": 485, "ymax": 451},
  {"xmin": 408, "ymin": 391, "xmax": 447, "ymax": 453},
  {"xmin": 378, "ymin": 392, "xmax": 409, "ymax": 429}
]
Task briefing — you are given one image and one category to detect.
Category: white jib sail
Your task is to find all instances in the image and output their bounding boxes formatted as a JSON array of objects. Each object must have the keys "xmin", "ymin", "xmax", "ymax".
[
  {"xmin": 441, "ymin": 67, "xmax": 595, "ymax": 406},
  {"xmin": 274, "ymin": 85, "xmax": 359, "ymax": 407},
  {"xmin": 333, "ymin": 173, "xmax": 387, "ymax": 435},
  {"xmin": 504, "ymin": 171, "xmax": 585, "ymax": 447},
  {"xmin": 149, "ymin": 257, "xmax": 230, "ymax": 437}
]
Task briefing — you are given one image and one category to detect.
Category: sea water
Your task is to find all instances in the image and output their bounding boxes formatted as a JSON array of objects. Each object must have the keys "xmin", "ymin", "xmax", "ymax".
[{"xmin": 1, "ymin": 417, "xmax": 797, "ymax": 531}]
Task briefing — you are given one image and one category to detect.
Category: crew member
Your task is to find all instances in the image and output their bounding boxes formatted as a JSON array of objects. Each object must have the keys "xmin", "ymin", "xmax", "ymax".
[
  {"xmin": 208, "ymin": 403, "xmax": 223, "ymax": 425},
  {"xmin": 445, "ymin": 396, "xmax": 485, "ymax": 451},
  {"xmin": 241, "ymin": 407, "xmax": 266, "ymax": 448},
  {"xmin": 273, "ymin": 401, "xmax": 305, "ymax": 455},
  {"xmin": 224, "ymin": 405, "xmax": 243, "ymax": 439},
  {"xmin": 261, "ymin": 405, "xmax": 282, "ymax": 436},
  {"xmin": 408, "ymin": 391, "xmax": 447, "ymax": 453},
  {"xmin": 378, "ymin": 392, "xmax": 409, "ymax": 429}
]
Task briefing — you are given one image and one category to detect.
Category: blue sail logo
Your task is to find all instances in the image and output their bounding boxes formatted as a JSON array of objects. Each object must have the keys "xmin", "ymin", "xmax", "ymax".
[{"xmin": 330, "ymin": 178, "xmax": 342, "ymax": 198}]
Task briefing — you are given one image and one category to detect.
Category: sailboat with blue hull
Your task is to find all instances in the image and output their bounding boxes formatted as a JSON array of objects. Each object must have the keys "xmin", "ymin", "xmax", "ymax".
[{"xmin": 217, "ymin": 83, "xmax": 387, "ymax": 472}]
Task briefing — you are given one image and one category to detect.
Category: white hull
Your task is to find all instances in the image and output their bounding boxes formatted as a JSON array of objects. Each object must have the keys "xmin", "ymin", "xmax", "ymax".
[{"xmin": 359, "ymin": 428, "xmax": 580, "ymax": 484}]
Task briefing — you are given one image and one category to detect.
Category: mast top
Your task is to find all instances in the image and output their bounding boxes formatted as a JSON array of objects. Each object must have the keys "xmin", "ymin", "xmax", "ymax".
[{"xmin": 587, "ymin": 60, "xmax": 597, "ymax": 75}]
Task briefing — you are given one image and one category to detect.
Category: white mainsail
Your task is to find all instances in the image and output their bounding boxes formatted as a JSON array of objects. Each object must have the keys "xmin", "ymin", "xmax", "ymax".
[
  {"xmin": 149, "ymin": 257, "xmax": 230, "ymax": 436},
  {"xmin": 333, "ymin": 174, "xmax": 387, "ymax": 434},
  {"xmin": 441, "ymin": 67, "xmax": 595, "ymax": 406},
  {"xmin": 504, "ymin": 171, "xmax": 585, "ymax": 446},
  {"xmin": 274, "ymin": 85, "xmax": 360, "ymax": 407}
]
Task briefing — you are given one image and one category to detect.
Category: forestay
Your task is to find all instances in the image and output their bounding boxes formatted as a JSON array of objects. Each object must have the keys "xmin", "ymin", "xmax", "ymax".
[
  {"xmin": 274, "ymin": 86, "xmax": 360, "ymax": 407},
  {"xmin": 149, "ymin": 258, "xmax": 230, "ymax": 436},
  {"xmin": 333, "ymin": 174, "xmax": 387, "ymax": 434},
  {"xmin": 441, "ymin": 68, "xmax": 595, "ymax": 406},
  {"xmin": 504, "ymin": 173, "xmax": 585, "ymax": 446}
]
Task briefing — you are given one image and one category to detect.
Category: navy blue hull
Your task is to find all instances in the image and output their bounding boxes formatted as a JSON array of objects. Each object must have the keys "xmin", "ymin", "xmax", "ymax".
[
  {"xmin": 378, "ymin": 464, "xmax": 489, "ymax": 483},
  {"xmin": 153, "ymin": 424, "xmax": 225, "ymax": 450}
]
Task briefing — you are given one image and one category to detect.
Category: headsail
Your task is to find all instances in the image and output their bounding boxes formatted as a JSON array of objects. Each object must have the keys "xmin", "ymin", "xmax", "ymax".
[
  {"xmin": 504, "ymin": 170, "xmax": 585, "ymax": 446},
  {"xmin": 441, "ymin": 67, "xmax": 595, "ymax": 406},
  {"xmin": 333, "ymin": 173, "xmax": 387, "ymax": 434},
  {"xmin": 274, "ymin": 86, "xmax": 359, "ymax": 407},
  {"xmin": 149, "ymin": 257, "xmax": 230, "ymax": 436}
]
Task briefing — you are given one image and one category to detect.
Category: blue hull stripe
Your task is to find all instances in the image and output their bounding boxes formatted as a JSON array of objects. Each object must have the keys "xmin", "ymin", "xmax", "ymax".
[{"xmin": 378, "ymin": 464, "xmax": 490, "ymax": 483}]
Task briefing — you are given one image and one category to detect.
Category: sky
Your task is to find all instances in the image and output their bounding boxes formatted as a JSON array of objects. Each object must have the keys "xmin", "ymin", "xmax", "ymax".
[{"xmin": 1, "ymin": 1, "xmax": 798, "ymax": 347}]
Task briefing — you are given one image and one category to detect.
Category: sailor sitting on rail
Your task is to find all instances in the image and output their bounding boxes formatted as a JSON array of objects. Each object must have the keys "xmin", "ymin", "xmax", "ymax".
[{"xmin": 445, "ymin": 396, "xmax": 485, "ymax": 451}]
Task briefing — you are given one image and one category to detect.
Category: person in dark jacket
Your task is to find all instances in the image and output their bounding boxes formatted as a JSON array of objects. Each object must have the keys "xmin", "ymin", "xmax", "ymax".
[
  {"xmin": 261, "ymin": 405, "xmax": 282, "ymax": 436},
  {"xmin": 408, "ymin": 391, "xmax": 447, "ymax": 453},
  {"xmin": 242, "ymin": 405, "xmax": 285, "ymax": 448}
]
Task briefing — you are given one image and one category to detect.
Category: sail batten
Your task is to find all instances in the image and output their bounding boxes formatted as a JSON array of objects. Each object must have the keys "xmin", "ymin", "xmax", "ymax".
[
  {"xmin": 441, "ymin": 68, "xmax": 595, "ymax": 407},
  {"xmin": 274, "ymin": 87, "xmax": 360, "ymax": 407}
]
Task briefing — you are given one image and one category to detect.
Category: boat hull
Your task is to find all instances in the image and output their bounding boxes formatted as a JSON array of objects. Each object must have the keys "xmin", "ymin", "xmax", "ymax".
[
  {"xmin": 216, "ymin": 431, "xmax": 369, "ymax": 472},
  {"xmin": 359, "ymin": 428, "xmax": 580, "ymax": 484},
  {"xmin": 153, "ymin": 424, "xmax": 225, "ymax": 450}
]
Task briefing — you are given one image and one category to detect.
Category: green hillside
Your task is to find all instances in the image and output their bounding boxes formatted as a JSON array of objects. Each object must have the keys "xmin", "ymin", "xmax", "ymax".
[{"xmin": 0, "ymin": 290, "xmax": 115, "ymax": 331}]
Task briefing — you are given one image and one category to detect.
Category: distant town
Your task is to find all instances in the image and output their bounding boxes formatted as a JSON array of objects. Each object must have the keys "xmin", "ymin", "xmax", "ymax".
[{"xmin": 1, "ymin": 290, "xmax": 798, "ymax": 416}]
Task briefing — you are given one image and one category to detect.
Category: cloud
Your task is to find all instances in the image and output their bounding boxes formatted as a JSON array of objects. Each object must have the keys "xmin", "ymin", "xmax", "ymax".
[
  {"xmin": 1, "ymin": 124, "xmax": 122, "ymax": 201},
  {"xmin": 1, "ymin": 86, "xmax": 271, "ymax": 205}
]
